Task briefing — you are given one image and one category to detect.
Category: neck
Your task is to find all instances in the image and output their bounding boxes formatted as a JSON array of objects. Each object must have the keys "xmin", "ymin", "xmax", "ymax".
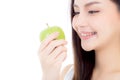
[{"xmin": 95, "ymin": 41, "xmax": 120, "ymax": 73}]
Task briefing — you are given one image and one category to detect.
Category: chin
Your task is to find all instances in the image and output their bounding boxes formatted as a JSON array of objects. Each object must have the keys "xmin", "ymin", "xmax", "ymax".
[
  {"xmin": 81, "ymin": 43, "xmax": 94, "ymax": 51},
  {"xmin": 82, "ymin": 47, "xmax": 93, "ymax": 51}
]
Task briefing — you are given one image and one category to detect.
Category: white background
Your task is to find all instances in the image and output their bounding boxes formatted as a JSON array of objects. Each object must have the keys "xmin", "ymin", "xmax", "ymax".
[{"xmin": 0, "ymin": 0, "xmax": 73, "ymax": 80}]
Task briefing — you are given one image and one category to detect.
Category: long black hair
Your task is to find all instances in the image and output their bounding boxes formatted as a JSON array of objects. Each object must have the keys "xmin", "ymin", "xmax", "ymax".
[{"xmin": 71, "ymin": 0, "xmax": 120, "ymax": 80}]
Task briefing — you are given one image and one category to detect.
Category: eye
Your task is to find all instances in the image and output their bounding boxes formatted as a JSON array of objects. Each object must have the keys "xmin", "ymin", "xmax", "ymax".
[
  {"xmin": 88, "ymin": 10, "xmax": 100, "ymax": 14},
  {"xmin": 73, "ymin": 12, "xmax": 80, "ymax": 16}
]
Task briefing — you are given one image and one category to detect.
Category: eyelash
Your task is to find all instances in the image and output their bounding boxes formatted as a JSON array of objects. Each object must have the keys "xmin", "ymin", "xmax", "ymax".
[
  {"xmin": 73, "ymin": 10, "xmax": 100, "ymax": 16},
  {"xmin": 88, "ymin": 10, "xmax": 100, "ymax": 14},
  {"xmin": 73, "ymin": 12, "xmax": 80, "ymax": 15}
]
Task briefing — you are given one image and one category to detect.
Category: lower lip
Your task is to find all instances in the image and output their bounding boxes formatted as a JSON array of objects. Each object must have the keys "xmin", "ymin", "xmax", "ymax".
[{"xmin": 80, "ymin": 33, "xmax": 97, "ymax": 40}]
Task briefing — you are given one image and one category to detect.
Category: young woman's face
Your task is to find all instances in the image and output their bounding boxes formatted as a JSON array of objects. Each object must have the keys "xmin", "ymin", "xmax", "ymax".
[{"xmin": 72, "ymin": 0, "xmax": 120, "ymax": 51}]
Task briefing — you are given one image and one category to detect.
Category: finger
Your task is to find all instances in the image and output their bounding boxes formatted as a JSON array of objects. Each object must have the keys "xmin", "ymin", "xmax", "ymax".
[
  {"xmin": 54, "ymin": 51, "xmax": 67, "ymax": 64},
  {"xmin": 39, "ymin": 32, "xmax": 59, "ymax": 52},
  {"xmin": 42, "ymin": 40, "xmax": 67, "ymax": 55},
  {"xmin": 50, "ymin": 46, "xmax": 67, "ymax": 59}
]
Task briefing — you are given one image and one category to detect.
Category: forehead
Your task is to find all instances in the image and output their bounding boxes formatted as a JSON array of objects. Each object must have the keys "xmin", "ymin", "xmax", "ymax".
[
  {"xmin": 74, "ymin": 0, "xmax": 104, "ymax": 6},
  {"xmin": 73, "ymin": 0, "xmax": 116, "ymax": 9},
  {"xmin": 74, "ymin": 0, "xmax": 102, "ymax": 3}
]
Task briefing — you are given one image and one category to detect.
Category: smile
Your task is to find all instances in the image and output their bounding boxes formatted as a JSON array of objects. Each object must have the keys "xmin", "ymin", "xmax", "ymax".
[{"xmin": 80, "ymin": 31, "xmax": 97, "ymax": 40}]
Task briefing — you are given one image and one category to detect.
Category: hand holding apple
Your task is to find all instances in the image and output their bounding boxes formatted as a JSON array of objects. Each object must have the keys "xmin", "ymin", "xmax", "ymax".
[{"xmin": 38, "ymin": 24, "xmax": 67, "ymax": 80}]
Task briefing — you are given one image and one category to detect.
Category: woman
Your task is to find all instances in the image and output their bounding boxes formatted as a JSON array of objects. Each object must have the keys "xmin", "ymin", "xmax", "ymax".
[{"xmin": 38, "ymin": 0, "xmax": 120, "ymax": 80}]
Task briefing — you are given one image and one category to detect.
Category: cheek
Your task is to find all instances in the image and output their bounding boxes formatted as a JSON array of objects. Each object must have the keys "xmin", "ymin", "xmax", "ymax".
[
  {"xmin": 98, "ymin": 17, "xmax": 120, "ymax": 35},
  {"xmin": 90, "ymin": 19, "xmax": 115, "ymax": 40},
  {"xmin": 89, "ymin": 15, "xmax": 116, "ymax": 33},
  {"xmin": 91, "ymin": 17, "xmax": 120, "ymax": 47}
]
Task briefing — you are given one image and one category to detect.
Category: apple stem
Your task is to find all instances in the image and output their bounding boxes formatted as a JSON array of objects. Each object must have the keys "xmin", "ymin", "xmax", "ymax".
[
  {"xmin": 46, "ymin": 23, "xmax": 51, "ymax": 33},
  {"xmin": 46, "ymin": 23, "xmax": 50, "ymax": 28}
]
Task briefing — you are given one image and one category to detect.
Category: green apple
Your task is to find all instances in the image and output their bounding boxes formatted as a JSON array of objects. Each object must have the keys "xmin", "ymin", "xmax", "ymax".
[{"xmin": 40, "ymin": 24, "xmax": 65, "ymax": 42}]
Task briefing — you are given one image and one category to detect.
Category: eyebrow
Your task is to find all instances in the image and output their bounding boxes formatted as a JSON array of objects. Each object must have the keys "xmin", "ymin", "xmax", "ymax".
[{"xmin": 73, "ymin": 1, "xmax": 101, "ymax": 8}]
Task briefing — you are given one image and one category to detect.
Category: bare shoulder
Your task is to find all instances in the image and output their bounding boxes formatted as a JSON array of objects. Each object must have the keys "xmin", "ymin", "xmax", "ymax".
[{"xmin": 60, "ymin": 64, "xmax": 73, "ymax": 80}]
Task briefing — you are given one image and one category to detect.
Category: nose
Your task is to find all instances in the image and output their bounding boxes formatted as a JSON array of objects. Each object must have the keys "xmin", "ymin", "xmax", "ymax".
[{"xmin": 72, "ymin": 14, "xmax": 88, "ymax": 29}]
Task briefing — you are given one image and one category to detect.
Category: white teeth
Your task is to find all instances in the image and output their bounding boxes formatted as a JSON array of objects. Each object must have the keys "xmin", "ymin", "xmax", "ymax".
[
  {"xmin": 81, "ymin": 33, "xmax": 87, "ymax": 36},
  {"xmin": 81, "ymin": 32, "xmax": 97, "ymax": 37}
]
